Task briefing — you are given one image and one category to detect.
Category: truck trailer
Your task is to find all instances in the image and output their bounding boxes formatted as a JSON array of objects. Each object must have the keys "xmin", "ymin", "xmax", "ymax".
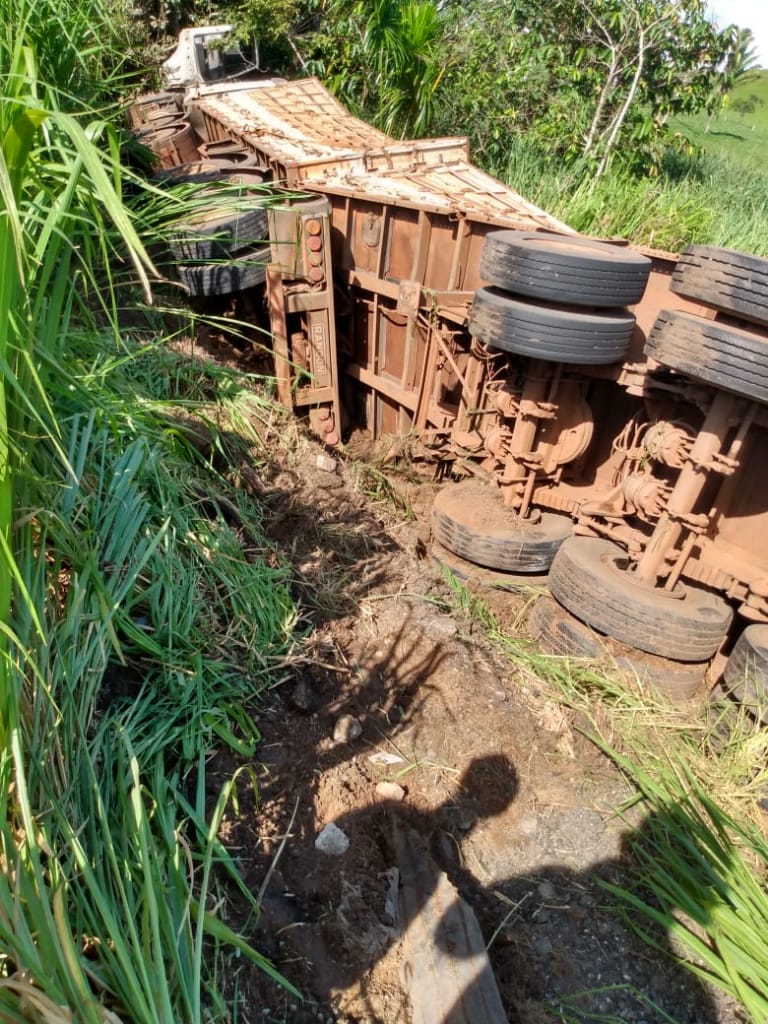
[{"xmin": 129, "ymin": 26, "xmax": 768, "ymax": 707}]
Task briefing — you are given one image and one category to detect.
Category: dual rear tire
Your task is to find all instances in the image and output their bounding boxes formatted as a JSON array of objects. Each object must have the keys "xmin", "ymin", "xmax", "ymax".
[{"xmin": 469, "ymin": 230, "xmax": 651, "ymax": 367}]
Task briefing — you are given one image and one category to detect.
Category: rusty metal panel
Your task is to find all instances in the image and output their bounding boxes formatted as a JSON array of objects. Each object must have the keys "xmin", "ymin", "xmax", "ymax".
[
  {"xmin": 423, "ymin": 220, "xmax": 462, "ymax": 292},
  {"xmin": 349, "ymin": 202, "xmax": 386, "ymax": 274},
  {"xmin": 195, "ymin": 78, "xmax": 389, "ymax": 158},
  {"xmin": 311, "ymin": 167, "xmax": 571, "ymax": 232},
  {"xmin": 387, "ymin": 208, "xmax": 420, "ymax": 281},
  {"xmin": 708, "ymin": 429, "xmax": 768, "ymax": 578}
]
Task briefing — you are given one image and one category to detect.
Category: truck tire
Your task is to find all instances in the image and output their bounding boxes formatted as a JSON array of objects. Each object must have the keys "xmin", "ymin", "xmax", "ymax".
[
  {"xmin": 430, "ymin": 539, "xmax": 549, "ymax": 589},
  {"xmin": 671, "ymin": 246, "xmax": 768, "ymax": 328},
  {"xmin": 198, "ymin": 141, "xmax": 260, "ymax": 168},
  {"xmin": 527, "ymin": 596, "xmax": 707, "ymax": 698},
  {"xmin": 614, "ymin": 650, "xmax": 706, "ymax": 701},
  {"xmin": 480, "ymin": 231, "xmax": 651, "ymax": 308},
  {"xmin": 156, "ymin": 160, "xmax": 227, "ymax": 184},
  {"xmin": 548, "ymin": 537, "xmax": 732, "ymax": 662},
  {"xmin": 177, "ymin": 245, "xmax": 271, "ymax": 296},
  {"xmin": 528, "ymin": 596, "xmax": 603, "ymax": 657},
  {"xmin": 170, "ymin": 205, "xmax": 269, "ymax": 262},
  {"xmin": 156, "ymin": 163, "xmax": 266, "ymax": 188},
  {"xmin": 431, "ymin": 479, "xmax": 571, "ymax": 573},
  {"xmin": 722, "ymin": 625, "xmax": 768, "ymax": 721},
  {"xmin": 645, "ymin": 309, "xmax": 768, "ymax": 405},
  {"xmin": 468, "ymin": 287, "xmax": 635, "ymax": 365}
]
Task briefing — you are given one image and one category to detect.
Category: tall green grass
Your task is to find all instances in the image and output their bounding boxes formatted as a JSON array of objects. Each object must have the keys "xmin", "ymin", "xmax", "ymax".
[
  {"xmin": 4, "ymin": 339, "xmax": 300, "ymax": 1021},
  {"xmin": 0, "ymin": 0, "xmax": 301, "ymax": 1016},
  {"xmin": 499, "ymin": 138, "xmax": 768, "ymax": 255},
  {"xmin": 604, "ymin": 759, "xmax": 768, "ymax": 1023}
]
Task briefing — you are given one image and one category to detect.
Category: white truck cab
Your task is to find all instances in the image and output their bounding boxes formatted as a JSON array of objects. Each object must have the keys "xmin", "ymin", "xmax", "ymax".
[{"xmin": 161, "ymin": 25, "xmax": 286, "ymax": 97}]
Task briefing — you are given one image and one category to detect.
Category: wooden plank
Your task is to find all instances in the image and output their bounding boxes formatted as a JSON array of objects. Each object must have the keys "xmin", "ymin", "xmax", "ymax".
[{"xmin": 395, "ymin": 826, "xmax": 508, "ymax": 1024}]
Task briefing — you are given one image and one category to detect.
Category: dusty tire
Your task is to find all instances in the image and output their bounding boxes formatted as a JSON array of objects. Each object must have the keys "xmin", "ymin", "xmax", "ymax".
[
  {"xmin": 198, "ymin": 141, "xmax": 260, "ymax": 168},
  {"xmin": 528, "ymin": 596, "xmax": 603, "ymax": 658},
  {"xmin": 548, "ymin": 537, "xmax": 732, "ymax": 662},
  {"xmin": 480, "ymin": 230, "xmax": 651, "ymax": 308},
  {"xmin": 646, "ymin": 309, "xmax": 768, "ymax": 404},
  {"xmin": 156, "ymin": 163, "xmax": 266, "ymax": 189},
  {"xmin": 468, "ymin": 287, "xmax": 635, "ymax": 365},
  {"xmin": 177, "ymin": 245, "xmax": 271, "ymax": 296},
  {"xmin": 722, "ymin": 625, "xmax": 768, "ymax": 721},
  {"xmin": 614, "ymin": 650, "xmax": 706, "ymax": 702},
  {"xmin": 672, "ymin": 246, "xmax": 768, "ymax": 328},
  {"xmin": 430, "ymin": 539, "xmax": 549, "ymax": 590},
  {"xmin": 527, "ymin": 596, "xmax": 707, "ymax": 698},
  {"xmin": 170, "ymin": 205, "xmax": 269, "ymax": 262},
  {"xmin": 155, "ymin": 160, "xmax": 228, "ymax": 184},
  {"xmin": 431, "ymin": 479, "xmax": 571, "ymax": 573}
]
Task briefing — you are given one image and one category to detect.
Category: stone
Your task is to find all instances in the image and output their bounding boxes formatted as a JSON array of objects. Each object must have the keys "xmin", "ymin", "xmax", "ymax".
[
  {"xmin": 375, "ymin": 781, "xmax": 406, "ymax": 802},
  {"xmin": 290, "ymin": 678, "xmax": 320, "ymax": 713},
  {"xmin": 333, "ymin": 713, "xmax": 362, "ymax": 743},
  {"xmin": 538, "ymin": 880, "xmax": 557, "ymax": 901},
  {"xmin": 314, "ymin": 822, "xmax": 350, "ymax": 856}
]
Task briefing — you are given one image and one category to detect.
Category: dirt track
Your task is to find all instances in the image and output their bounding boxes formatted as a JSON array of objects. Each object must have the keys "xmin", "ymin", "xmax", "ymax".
[{"xmin": 200, "ymin": 404, "xmax": 742, "ymax": 1024}]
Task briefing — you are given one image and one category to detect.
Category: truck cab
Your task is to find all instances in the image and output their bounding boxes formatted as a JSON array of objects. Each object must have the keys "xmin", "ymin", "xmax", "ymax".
[{"xmin": 162, "ymin": 25, "xmax": 264, "ymax": 90}]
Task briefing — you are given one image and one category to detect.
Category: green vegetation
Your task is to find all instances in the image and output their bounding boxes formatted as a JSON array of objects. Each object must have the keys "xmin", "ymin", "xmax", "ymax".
[
  {"xmin": 121, "ymin": 1, "xmax": 768, "ymax": 252},
  {"xmin": 672, "ymin": 70, "xmax": 768, "ymax": 168},
  {"xmin": 605, "ymin": 762, "xmax": 768, "ymax": 1021},
  {"xmin": 0, "ymin": 0, "xmax": 298, "ymax": 1017},
  {"xmin": 496, "ymin": 141, "xmax": 768, "ymax": 255},
  {"xmin": 291, "ymin": 2, "xmax": 768, "ymax": 252}
]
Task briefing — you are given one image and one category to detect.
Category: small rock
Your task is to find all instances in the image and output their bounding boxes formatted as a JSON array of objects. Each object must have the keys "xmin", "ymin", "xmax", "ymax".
[
  {"xmin": 538, "ymin": 880, "xmax": 557, "ymax": 901},
  {"xmin": 290, "ymin": 678, "xmax": 320, "ymax": 713},
  {"xmin": 376, "ymin": 781, "xmax": 406, "ymax": 802},
  {"xmin": 316, "ymin": 453, "xmax": 337, "ymax": 473},
  {"xmin": 333, "ymin": 714, "xmax": 362, "ymax": 743},
  {"xmin": 315, "ymin": 822, "xmax": 350, "ymax": 856}
]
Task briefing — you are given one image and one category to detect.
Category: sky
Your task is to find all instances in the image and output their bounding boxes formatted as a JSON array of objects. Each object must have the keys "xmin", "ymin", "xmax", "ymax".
[{"xmin": 709, "ymin": 0, "xmax": 768, "ymax": 67}]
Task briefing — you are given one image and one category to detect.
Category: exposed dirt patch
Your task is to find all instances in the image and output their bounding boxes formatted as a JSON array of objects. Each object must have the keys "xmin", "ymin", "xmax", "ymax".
[{"xmin": 182, "ymin": 335, "xmax": 743, "ymax": 1024}]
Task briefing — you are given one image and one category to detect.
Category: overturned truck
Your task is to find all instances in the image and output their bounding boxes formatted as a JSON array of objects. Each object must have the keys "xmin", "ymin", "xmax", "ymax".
[{"xmin": 131, "ymin": 26, "xmax": 768, "ymax": 705}]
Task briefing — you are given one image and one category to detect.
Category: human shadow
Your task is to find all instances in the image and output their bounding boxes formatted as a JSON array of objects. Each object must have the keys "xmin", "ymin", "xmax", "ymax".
[
  {"xmin": 251, "ymin": 745, "xmax": 723, "ymax": 1024},
  {"xmin": 434, "ymin": 796, "xmax": 728, "ymax": 1024}
]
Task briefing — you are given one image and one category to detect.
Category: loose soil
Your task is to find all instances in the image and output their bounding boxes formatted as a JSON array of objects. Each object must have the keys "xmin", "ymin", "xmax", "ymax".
[{"xmin": 191, "ymin": 337, "xmax": 745, "ymax": 1024}]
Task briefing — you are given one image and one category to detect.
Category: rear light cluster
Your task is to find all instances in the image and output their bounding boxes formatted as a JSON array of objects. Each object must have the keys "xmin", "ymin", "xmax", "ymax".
[{"xmin": 303, "ymin": 217, "xmax": 325, "ymax": 285}]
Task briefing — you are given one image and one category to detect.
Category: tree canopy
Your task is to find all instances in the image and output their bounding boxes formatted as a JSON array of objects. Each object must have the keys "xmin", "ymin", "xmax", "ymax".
[
  {"xmin": 432, "ymin": 0, "xmax": 732, "ymax": 175},
  {"xmin": 125, "ymin": 0, "xmax": 744, "ymax": 177}
]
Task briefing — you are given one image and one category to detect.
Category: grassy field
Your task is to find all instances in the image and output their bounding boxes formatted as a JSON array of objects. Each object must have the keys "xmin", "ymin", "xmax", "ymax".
[
  {"xmin": 497, "ymin": 72, "xmax": 768, "ymax": 256},
  {"xmin": 671, "ymin": 70, "xmax": 768, "ymax": 169}
]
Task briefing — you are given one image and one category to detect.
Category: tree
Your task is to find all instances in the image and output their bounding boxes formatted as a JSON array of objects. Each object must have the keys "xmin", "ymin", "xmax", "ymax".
[
  {"xmin": 731, "ymin": 93, "xmax": 764, "ymax": 120},
  {"xmin": 435, "ymin": 0, "xmax": 731, "ymax": 176},
  {"xmin": 725, "ymin": 25, "xmax": 762, "ymax": 82},
  {"xmin": 302, "ymin": 0, "xmax": 446, "ymax": 136},
  {"xmin": 705, "ymin": 24, "xmax": 761, "ymax": 131}
]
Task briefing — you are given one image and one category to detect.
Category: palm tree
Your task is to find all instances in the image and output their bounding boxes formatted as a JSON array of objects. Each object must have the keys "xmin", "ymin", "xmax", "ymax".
[
  {"xmin": 706, "ymin": 24, "xmax": 762, "ymax": 130},
  {"xmin": 316, "ymin": 0, "xmax": 447, "ymax": 137},
  {"xmin": 726, "ymin": 25, "xmax": 762, "ymax": 82}
]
